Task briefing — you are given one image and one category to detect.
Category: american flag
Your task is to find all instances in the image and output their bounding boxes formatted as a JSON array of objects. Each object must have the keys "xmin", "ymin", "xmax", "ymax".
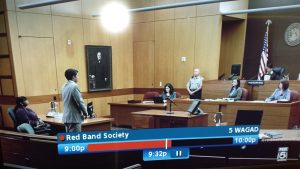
[{"xmin": 257, "ymin": 23, "xmax": 270, "ymax": 80}]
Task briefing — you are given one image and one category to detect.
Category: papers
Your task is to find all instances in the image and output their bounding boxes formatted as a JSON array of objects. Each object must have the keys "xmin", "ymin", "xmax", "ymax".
[
  {"xmin": 250, "ymin": 100, "xmax": 266, "ymax": 103},
  {"xmin": 204, "ymin": 98, "xmax": 231, "ymax": 102},
  {"xmin": 259, "ymin": 131, "xmax": 283, "ymax": 140},
  {"xmin": 264, "ymin": 74, "xmax": 271, "ymax": 81},
  {"xmin": 54, "ymin": 113, "xmax": 63, "ymax": 119},
  {"xmin": 265, "ymin": 100, "xmax": 277, "ymax": 103},
  {"xmin": 258, "ymin": 133, "xmax": 270, "ymax": 139},
  {"xmin": 277, "ymin": 99, "xmax": 289, "ymax": 103},
  {"xmin": 46, "ymin": 111, "xmax": 56, "ymax": 118},
  {"xmin": 263, "ymin": 131, "xmax": 283, "ymax": 139},
  {"xmin": 142, "ymin": 101, "xmax": 154, "ymax": 104},
  {"xmin": 47, "ymin": 112, "xmax": 62, "ymax": 119},
  {"xmin": 223, "ymin": 98, "xmax": 235, "ymax": 102}
]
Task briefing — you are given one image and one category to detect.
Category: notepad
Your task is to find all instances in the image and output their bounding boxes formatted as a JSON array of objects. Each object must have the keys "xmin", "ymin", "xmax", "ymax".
[{"xmin": 264, "ymin": 131, "xmax": 283, "ymax": 139}]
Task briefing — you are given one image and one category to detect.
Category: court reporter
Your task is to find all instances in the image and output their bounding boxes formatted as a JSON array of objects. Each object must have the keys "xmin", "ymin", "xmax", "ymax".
[
  {"xmin": 161, "ymin": 83, "xmax": 177, "ymax": 100},
  {"xmin": 265, "ymin": 80, "xmax": 290, "ymax": 102},
  {"xmin": 228, "ymin": 78, "xmax": 242, "ymax": 100}
]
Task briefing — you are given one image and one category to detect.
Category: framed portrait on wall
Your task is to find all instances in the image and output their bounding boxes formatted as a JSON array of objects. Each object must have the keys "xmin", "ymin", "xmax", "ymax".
[{"xmin": 85, "ymin": 45, "xmax": 112, "ymax": 92}]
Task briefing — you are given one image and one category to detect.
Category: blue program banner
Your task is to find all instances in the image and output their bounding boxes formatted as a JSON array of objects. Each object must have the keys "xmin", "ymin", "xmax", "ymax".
[
  {"xmin": 232, "ymin": 135, "xmax": 259, "ymax": 145},
  {"xmin": 58, "ymin": 143, "xmax": 88, "ymax": 155},
  {"xmin": 143, "ymin": 148, "xmax": 190, "ymax": 161},
  {"xmin": 57, "ymin": 125, "xmax": 260, "ymax": 144}
]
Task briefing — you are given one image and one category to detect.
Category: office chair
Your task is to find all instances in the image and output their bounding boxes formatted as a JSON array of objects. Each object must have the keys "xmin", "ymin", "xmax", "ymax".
[
  {"xmin": 290, "ymin": 90, "xmax": 300, "ymax": 102},
  {"xmin": 176, "ymin": 92, "xmax": 181, "ymax": 99},
  {"xmin": 272, "ymin": 67, "xmax": 285, "ymax": 80},
  {"xmin": 8, "ymin": 107, "xmax": 18, "ymax": 131},
  {"xmin": 7, "ymin": 107, "xmax": 50, "ymax": 135},
  {"xmin": 240, "ymin": 88, "xmax": 249, "ymax": 101}
]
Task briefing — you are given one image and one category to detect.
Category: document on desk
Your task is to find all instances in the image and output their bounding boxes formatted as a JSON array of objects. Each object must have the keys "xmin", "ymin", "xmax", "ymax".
[
  {"xmin": 250, "ymin": 100, "xmax": 266, "ymax": 103},
  {"xmin": 143, "ymin": 101, "xmax": 154, "ymax": 104},
  {"xmin": 47, "ymin": 112, "xmax": 63, "ymax": 119},
  {"xmin": 264, "ymin": 131, "xmax": 283, "ymax": 139},
  {"xmin": 204, "ymin": 99, "xmax": 224, "ymax": 101}
]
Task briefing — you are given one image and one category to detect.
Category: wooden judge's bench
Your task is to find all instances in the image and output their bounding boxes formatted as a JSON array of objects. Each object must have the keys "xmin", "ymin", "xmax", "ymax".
[
  {"xmin": 198, "ymin": 80, "xmax": 300, "ymax": 129},
  {"xmin": 170, "ymin": 99, "xmax": 300, "ymax": 129},
  {"xmin": 109, "ymin": 80, "xmax": 300, "ymax": 129}
]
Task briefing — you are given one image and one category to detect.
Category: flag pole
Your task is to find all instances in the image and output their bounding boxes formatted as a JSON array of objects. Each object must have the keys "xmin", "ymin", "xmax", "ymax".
[
  {"xmin": 266, "ymin": 19, "xmax": 272, "ymax": 34},
  {"xmin": 265, "ymin": 19, "xmax": 272, "ymax": 66},
  {"xmin": 257, "ymin": 19, "xmax": 272, "ymax": 80}
]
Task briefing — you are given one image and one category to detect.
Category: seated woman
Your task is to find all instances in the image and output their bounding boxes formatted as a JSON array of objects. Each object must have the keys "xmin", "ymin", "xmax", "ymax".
[
  {"xmin": 14, "ymin": 96, "xmax": 47, "ymax": 129},
  {"xmin": 266, "ymin": 80, "xmax": 290, "ymax": 102},
  {"xmin": 161, "ymin": 83, "xmax": 176, "ymax": 100},
  {"xmin": 228, "ymin": 78, "xmax": 242, "ymax": 100}
]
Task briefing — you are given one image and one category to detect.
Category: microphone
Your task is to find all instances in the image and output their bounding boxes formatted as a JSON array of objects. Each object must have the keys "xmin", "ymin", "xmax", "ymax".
[
  {"xmin": 166, "ymin": 97, "xmax": 175, "ymax": 114},
  {"xmin": 165, "ymin": 98, "xmax": 191, "ymax": 113},
  {"xmin": 166, "ymin": 97, "xmax": 177, "ymax": 106}
]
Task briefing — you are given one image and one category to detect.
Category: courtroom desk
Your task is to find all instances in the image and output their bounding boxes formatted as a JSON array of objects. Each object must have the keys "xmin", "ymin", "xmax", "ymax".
[
  {"xmin": 131, "ymin": 110, "xmax": 208, "ymax": 129},
  {"xmin": 198, "ymin": 80, "xmax": 300, "ymax": 101},
  {"xmin": 201, "ymin": 80, "xmax": 249, "ymax": 99},
  {"xmin": 189, "ymin": 129, "xmax": 300, "ymax": 168},
  {"xmin": 41, "ymin": 116, "xmax": 112, "ymax": 134},
  {"xmin": 1, "ymin": 129, "xmax": 300, "ymax": 169},
  {"xmin": 260, "ymin": 129, "xmax": 300, "ymax": 141},
  {"xmin": 166, "ymin": 99, "xmax": 220, "ymax": 126},
  {"xmin": 252, "ymin": 80, "xmax": 300, "ymax": 100},
  {"xmin": 109, "ymin": 102, "xmax": 166, "ymax": 127},
  {"xmin": 0, "ymin": 130, "xmax": 120, "ymax": 169},
  {"xmin": 169, "ymin": 99, "xmax": 300, "ymax": 129},
  {"xmin": 218, "ymin": 101, "xmax": 300, "ymax": 129}
]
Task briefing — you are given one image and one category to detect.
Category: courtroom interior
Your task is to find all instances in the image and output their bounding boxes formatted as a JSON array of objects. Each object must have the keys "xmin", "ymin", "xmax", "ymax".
[{"xmin": 1, "ymin": 0, "xmax": 300, "ymax": 169}]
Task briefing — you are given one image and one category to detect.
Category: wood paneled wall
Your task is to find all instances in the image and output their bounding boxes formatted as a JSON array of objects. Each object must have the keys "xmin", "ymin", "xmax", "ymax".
[
  {"xmin": 219, "ymin": 19, "xmax": 247, "ymax": 78},
  {"xmin": 1, "ymin": 0, "xmax": 248, "ymax": 128},
  {"xmin": 133, "ymin": 0, "xmax": 248, "ymax": 89},
  {"xmin": 0, "ymin": 0, "xmax": 14, "ymax": 97},
  {"xmin": 6, "ymin": 0, "xmax": 134, "ymax": 96},
  {"xmin": 2, "ymin": 0, "xmax": 134, "ymax": 122}
]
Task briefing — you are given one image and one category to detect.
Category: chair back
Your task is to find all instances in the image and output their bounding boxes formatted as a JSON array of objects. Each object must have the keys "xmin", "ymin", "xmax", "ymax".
[
  {"xmin": 240, "ymin": 88, "xmax": 249, "ymax": 101},
  {"xmin": 8, "ymin": 107, "xmax": 17, "ymax": 130},
  {"xmin": 175, "ymin": 92, "xmax": 181, "ymax": 99},
  {"xmin": 290, "ymin": 90, "xmax": 300, "ymax": 102},
  {"xmin": 143, "ymin": 91, "xmax": 160, "ymax": 101}
]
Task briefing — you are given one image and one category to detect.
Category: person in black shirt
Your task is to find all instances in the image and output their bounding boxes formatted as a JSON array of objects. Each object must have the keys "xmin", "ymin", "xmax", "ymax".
[{"xmin": 88, "ymin": 51, "xmax": 110, "ymax": 90}]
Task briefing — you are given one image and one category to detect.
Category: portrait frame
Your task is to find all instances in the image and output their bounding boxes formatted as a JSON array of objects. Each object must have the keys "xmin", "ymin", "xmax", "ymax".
[{"xmin": 85, "ymin": 45, "xmax": 112, "ymax": 92}]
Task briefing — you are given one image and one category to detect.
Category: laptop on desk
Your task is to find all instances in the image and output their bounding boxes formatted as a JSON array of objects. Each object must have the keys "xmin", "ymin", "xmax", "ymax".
[
  {"xmin": 153, "ymin": 96, "xmax": 164, "ymax": 104},
  {"xmin": 235, "ymin": 110, "xmax": 263, "ymax": 125}
]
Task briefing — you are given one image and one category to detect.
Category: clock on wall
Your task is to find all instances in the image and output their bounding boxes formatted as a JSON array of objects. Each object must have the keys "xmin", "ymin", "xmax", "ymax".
[{"xmin": 284, "ymin": 23, "xmax": 300, "ymax": 47}]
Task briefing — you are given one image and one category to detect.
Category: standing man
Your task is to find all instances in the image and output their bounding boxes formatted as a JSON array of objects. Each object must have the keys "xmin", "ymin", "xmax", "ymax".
[
  {"xmin": 62, "ymin": 68, "xmax": 87, "ymax": 132},
  {"xmin": 186, "ymin": 68, "xmax": 204, "ymax": 99}
]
